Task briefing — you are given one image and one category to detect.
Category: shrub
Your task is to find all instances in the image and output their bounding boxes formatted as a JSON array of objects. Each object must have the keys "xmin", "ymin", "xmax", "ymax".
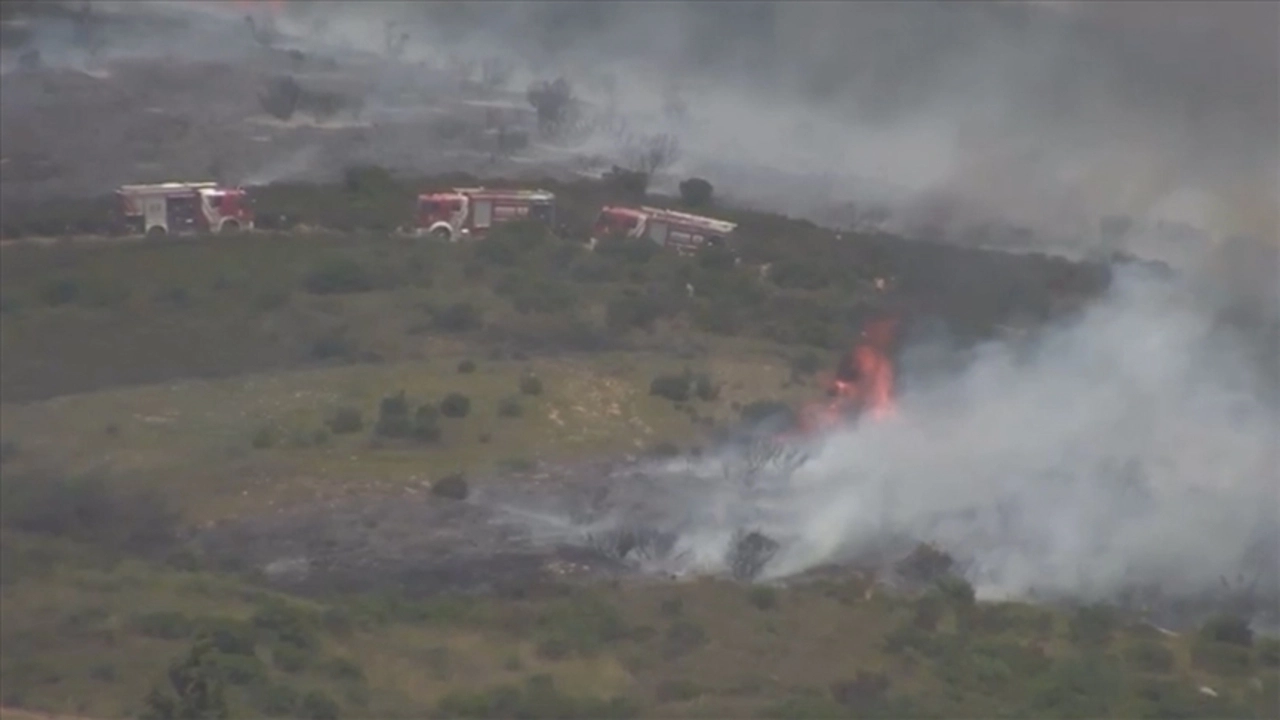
[
  {"xmin": 790, "ymin": 351, "xmax": 824, "ymax": 378},
  {"xmin": 251, "ymin": 601, "xmax": 318, "ymax": 652},
  {"xmin": 374, "ymin": 391, "xmax": 413, "ymax": 438},
  {"xmin": 413, "ymin": 404, "xmax": 442, "ymax": 442},
  {"xmin": 200, "ymin": 618, "xmax": 257, "ymax": 657},
  {"xmin": 457, "ymin": 359, "xmax": 477, "ymax": 374},
  {"xmin": 655, "ymin": 679, "xmax": 702, "ymax": 703},
  {"xmin": 271, "ymin": 643, "xmax": 308, "ymax": 673},
  {"xmin": 606, "ymin": 293, "xmax": 669, "ymax": 332},
  {"xmin": 739, "ymin": 400, "xmax": 795, "ymax": 427},
  {"xmin": 440, "ymin": 393, "xmax": 472, "ymax": 419},
  {"xmin": 1258, "ymin": 637, "xmax": 1280, "ymax": 667},
  {"xmin": 692, "ymin": 373, "xmax": 719, "ymax": 401},
  {"xmin": 647, "ymin": 441, "xmax": 679, "ymax": 458},
  {"xmin": 432, "ymin": 474, "xmax": 469, "ymax": 501},
  {"xmin": 911, "ymin": 593, "xmax": 944, "ymax": 632},
  {"xmin": 326, "ymin": 407, "xmax": 364, "ymax": 434},
  {"xmin": 895, "ymin": 543, "xmax": 955, "ymax": 585},
  {"xmin": 300, "ymin": 690, "xmax": 340, "ymax": 720},
  {"xmin": 0, "ymin": 472, "xmax": 179, "ymax": 555},
  {"xmin": 498, "ymin": 397, "xmax": 524, "ymax": 418},
  {"xmin": 678, "ymin": 177, "xmax": 713, "ymax": 207},
  {"xmin": 748, "ymin": 586, "xmax": 779, "ymax": 611},
  {"xmin": 1124, "ymin": 639, "xmax": 1175, "ymax": 674},
  {"xmin": 1191, "ymin": 638, "xmax": 1253, "ymax": 676},
  {"xmin": 1199, "ymin": 613, "xmax": 1253, "ymax": 647},
  {"xmin": 252, "ymin": 683, "xmax": 300, "ymax": 717},
  {"xmin": 434, "ymin": 302, "xmax": 483, "ymax": 332},
  {"xmin": 141, "ymin": 635, "xmax": 230, "ymax": 720},
  {"xmin": 303, "ymin": 257, "xmax": 374, "ymax": 295},
  {"xmin": 310, "ymin": 332, "xmax": 357, "ymax": 361},
  {"xmin": 1068, "ymin": 604, "xmax": 1119, "ymax": 647},
  {"xmin": 132, "ymin": 611, "xmax": 195, "ymax": 640},
  {"xmin": 664, "ymin": 620, "xmax": 708, "ymax": 658},
  {"xmin": 650, "ymin": 373, "xmax": 691, "ymax": 402},
  {"xmin": 519, "ymin": 375, "xmax": 544, "ymax": 396}
]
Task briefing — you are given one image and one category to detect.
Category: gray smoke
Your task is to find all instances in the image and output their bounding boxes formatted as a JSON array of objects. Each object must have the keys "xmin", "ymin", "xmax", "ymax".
[{"xmin": 562, "ymin": 264, "xmax": 1276, "ymax": 626}]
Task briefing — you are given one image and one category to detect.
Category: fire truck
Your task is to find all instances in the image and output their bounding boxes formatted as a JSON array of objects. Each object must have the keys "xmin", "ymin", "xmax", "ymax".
[
  {"xmin": 590, "ymin": 206, "xmax": 737, "ymax": 254},
  {"xmin": 416, "ymin": 188, "xmax": 556, "ymax": 241},
  {"xmin": 116, "ymin": 182, "xmax": 254, "ymax": 236}
]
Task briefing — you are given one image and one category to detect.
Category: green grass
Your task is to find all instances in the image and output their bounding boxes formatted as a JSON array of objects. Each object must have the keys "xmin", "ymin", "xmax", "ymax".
[
  {"xmin": 2, "ymin": 529, "xmax": 1275, "ymax": 719},
  {"xmin": 0, "ymin": 349, "xmax": 809, "ymax": 522},
  {"xmin": 0, "ymin": 174, "xmax": 1181, "ymax": 719}
]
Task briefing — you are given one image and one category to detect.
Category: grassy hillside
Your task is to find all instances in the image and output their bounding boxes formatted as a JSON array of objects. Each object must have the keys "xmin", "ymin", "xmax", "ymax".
[{"xmin": 6, "ymin": 174, "xmax": 1263, "ymax": 719}]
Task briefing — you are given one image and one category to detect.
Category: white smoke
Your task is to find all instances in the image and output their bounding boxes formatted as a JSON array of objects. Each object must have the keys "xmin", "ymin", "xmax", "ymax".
[{"xmin": 641, "ymin": 265, "xmax": 1278, "ymax": 613}]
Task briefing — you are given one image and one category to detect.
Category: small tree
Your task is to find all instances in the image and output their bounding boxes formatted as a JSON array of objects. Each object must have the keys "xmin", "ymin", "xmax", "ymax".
[
  {"xmin": 678, "ymin": 178, "xmax": 713, "ymax": 207},
  {"xmin": 440, "ymin": 393, "xmax": 472, "ymax": 419},
  {"xmin": 140, "ymin": 634, "xmax": 230, "ymax": 720},
  {"xmin": 526, "ymin": 77, "xmax": 578, "ymax": 140},
  {"xmin": 623, "ymin": 133, "xmax": 680, "ymax": 176}
]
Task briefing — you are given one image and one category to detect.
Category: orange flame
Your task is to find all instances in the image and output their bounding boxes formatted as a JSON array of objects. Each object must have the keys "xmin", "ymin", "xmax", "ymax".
[{"xmin": 794, "ymin": 316, "xmax": 899, "ymax": 435}]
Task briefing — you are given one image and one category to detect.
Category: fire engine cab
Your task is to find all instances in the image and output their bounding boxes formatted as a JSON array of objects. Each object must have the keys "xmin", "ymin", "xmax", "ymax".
[
  {"xmin": 116, "ymin": 182, "xmax": 254, "ymax": 236},
  {"xmin": 416, "ymin": 187, "xmax": 556, "ymax": 241},
  {"xmin": 591, "ymin": 206, "xmax": 737, "ymax": 254}
]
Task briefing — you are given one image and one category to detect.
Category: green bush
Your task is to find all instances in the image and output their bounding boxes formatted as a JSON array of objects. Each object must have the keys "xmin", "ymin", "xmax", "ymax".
[
  {"xmin": 434, "ymin": 302, "xmax": 484, "ymax": 333},
  {"xmin": 200, "ymin": 618, "xmax": 257, "ymax": 657},
  {"xmin": 140, "ymin": 634, "xmax": 230, "ymax": 720},
  {"xmin": 1068, "ymin": 604, "xmax": 1120, "ymax": 647},
  {"xmin": 132, "ymin": 611, "xmax": 195, "ymax": 640},
  {"xmin": 303, "ymin": 257, "xmax": 374, "ymax": 295},
  {"xmin": 251, "ymin": 683, "xmax": 299, "ymax": 717},
  {"xmin": 310, "ymin": 332, "xmax": 357, "ymax": 361},
  {"xmin": 374, "ymin": 391, "xmax": 413, "ymax": 438},
  {"xmin": 655, "ymin": 678, "xmax": 703, "ymax": 703},
  {"xmin": 1191, "ymin": 638, "xmax": 1253, "ymax": 676},
  {"xmin": 457, "ymin": 359, "xmax": 477, "ymax": 374},
  {"xmin": 498, "ymin": 397, "xmax": 524, "ymax": 418},
  {"xmin": 790, "ymin": 351, "xmax": 824, "ymax": 378},
  {"xmin": 692, "ymin": 373, "xmax": 719, "ymax": 401},
  {"xmin": 271, "ymin": 643, "xmax": 309, "ymax": 673},
  {"xmin": 1257, "ymin": 637, "xmax": 1280, "ymax": 667},
  {"xmin": 326, "ymin": 407, "xmax": 364, "ymax": 434},
  {"xmin": 432, "ymin": 473, "xmax": 469, "ymax": 501},
  {"xmin": 209, "ymin": 652, "xmax": 268, "ymax": 686},
  {"xmin": 606, "ymin": 293, "xmax": 670, "ymax": 332},
  {"xmin": 534, "ymin": 594, "xmax": 627, "ymax": 658},
  {"xmin": 663, "ymin": 620, "xmax": 708, "ymax": 659},
  {"xmin": 748, "ymin": 586, "xmax": 779, "ymax": 611},
  {"xmin": 739, "ymin": 400, "xmax": 795, "ymax": 426},
  {"xmin": 1199, "ymin": 614, "xmax": 1253, "ymax": 647},
  {"xmin": 650, "ymin": 373, "xmax": 691, "ymax": 402},
  {"xmin": 437, "ymin": 675, "xmax": 639, "ymax": 719},
  {"xmin": 413, "ymin": 403, "xmax": 442, "ymax": 442},
  {"xmin": 0, "ymin": 471, "xmax": 179, "ymax": 554},
  {"xmin": 678, "ymin": 177, "xmax": 714, "ymax": 207},
  {"xmin": 251, "ymin": 601, "xmax": 319, "ymax": 652},
  {"xmin": 1124, "ymin": 639, "xmax": 1175, "ymax": 674},
  {"xmin": 519, "ymin": 374, "xmax": 544, "ymax": 396},
  {"xmin": 441, "ymin": 392, "xmax": 472, "ymax": 419},
  {"xmin": 300, "ymin": 690, "xmax": 340, "ymax": 720}
]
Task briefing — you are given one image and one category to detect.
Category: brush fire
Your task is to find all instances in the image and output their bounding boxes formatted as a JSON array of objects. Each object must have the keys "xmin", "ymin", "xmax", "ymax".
[{"xmin": 793, "ymin": 315, "xmax": 900, "ymax": 436}]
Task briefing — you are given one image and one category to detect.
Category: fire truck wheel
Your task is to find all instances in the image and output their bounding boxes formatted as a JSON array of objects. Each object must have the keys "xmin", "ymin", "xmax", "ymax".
[
  {"xmin": 221, "ymin": 220, "xmax": 241, "ymax": 234},
  {"xmin": 431, "ymin": 226, "xmax": 453, "ymax": 241},
  {"xmin": 146, "ymin": 226, "xmax": 167, "ymax": 237}
]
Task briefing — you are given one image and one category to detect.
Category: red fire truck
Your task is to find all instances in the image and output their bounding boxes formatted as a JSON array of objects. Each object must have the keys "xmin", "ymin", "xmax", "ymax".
[
  {"xmin": 590, "ymin": 205, "xmax": 737, "ymax": 254},
  {"xmin": 116, "ymin": 182, "xmax": 254, "ymax": 236},
  {"xmin": 416, "ymin": 187, "xmax": 556, "ymax": 241}
]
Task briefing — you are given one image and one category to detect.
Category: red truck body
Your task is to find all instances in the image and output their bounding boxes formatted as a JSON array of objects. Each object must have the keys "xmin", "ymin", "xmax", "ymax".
[
  {"xmin": 116, "ymin": 182, "xmax": 254, "ymax": 236},
  {"xmin": 416, "ymin": 187, "xmax": 556, "ymax": 241}
]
